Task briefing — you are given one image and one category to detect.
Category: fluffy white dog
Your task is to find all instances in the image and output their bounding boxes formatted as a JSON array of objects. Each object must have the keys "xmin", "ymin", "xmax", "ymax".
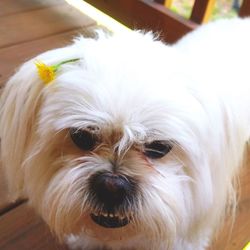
[{"xmin": 0, "ymin": 18, "xmax": 249, "ymax": 250}]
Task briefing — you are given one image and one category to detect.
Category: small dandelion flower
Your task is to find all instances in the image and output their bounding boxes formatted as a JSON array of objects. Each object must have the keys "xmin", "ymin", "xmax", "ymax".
[
  {"xmin": 35, "ymin": 61, "xmax": 57, "ymax": 84},
  {"xmin": 35, "ymin": 58, "xmax": 80, "ymax": 85}
]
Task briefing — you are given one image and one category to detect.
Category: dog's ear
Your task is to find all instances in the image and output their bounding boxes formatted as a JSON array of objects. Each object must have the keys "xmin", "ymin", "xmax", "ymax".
[
  {"xmin": 0, "ymin": 44, "xmax": 79, "ymax": 199},
  {"xmin": 0, "ymin": 60, "xmax": 46, "ymax": 199}
]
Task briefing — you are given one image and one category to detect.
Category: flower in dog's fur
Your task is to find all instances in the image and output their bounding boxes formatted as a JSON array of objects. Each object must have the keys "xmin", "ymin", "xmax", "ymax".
[
  {"xmin": 35, "ymin": 58, "xmax": 80, "ymax": 84},
  {"xmin": 35, "ymin": 61, "xmax": 56, "ymax": 84}
]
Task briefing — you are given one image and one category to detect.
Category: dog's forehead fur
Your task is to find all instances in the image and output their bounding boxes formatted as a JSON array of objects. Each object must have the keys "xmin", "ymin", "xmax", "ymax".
[{"xmin": 39, "ymin": 32, "xmax": 206, "ymax": 148}]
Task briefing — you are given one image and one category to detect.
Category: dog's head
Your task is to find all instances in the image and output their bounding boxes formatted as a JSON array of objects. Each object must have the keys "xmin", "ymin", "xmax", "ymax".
[{"xmin": 0, "ymin": 32, "xmax": 238, "ymax": 248}]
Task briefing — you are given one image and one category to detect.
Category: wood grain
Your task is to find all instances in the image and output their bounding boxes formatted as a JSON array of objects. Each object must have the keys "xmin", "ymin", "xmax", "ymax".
[
  {"xmin": 0, "ymin": 203, "xmax": 68, "ymax": 250},
  {"xmin": 0, "ymin": 28, "xmax": 96, "ymax": 88},
  {"xmin": 0, "ymin": 0, "xmax": 63, "ymax": 17},
  {"xmin": 0, "ymin": 4, "xmax": 95, "ymax": 49}
]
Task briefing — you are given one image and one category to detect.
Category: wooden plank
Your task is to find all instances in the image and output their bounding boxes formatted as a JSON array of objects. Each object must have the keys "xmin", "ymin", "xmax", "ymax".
[
  {"xmin": 0, "ymin": 203, "xmax": 68, "ymax": 250},
  {"xmin": 0, "ymin": 0, "xmax": 63, "ymax": 17},
  {"xmin": 190, "ymin": 0, "xmax": 216, "ymax": 24},
  {"xmin": 0, "ymin": 27, "xmax": 97, "ymax": 88},
  {"xmin": 85, "ymin": 0, "xmax": 197, "ymax": 43},
  {"xmin": 0, "ymin": 4, "xmax": 96, "ymax": 49},
  {"xmin": 154, "ymin": 0, "xmax": 165, "ymax": 4},
  {"xmin": 239, "ymin": 0, "xmax": 250, "ymax": 17}
]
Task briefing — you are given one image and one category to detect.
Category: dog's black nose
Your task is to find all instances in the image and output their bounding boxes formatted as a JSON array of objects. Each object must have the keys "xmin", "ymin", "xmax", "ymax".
[{"xmin": 90, "ymin": 172, "xmax": 134, "ymax": 209}]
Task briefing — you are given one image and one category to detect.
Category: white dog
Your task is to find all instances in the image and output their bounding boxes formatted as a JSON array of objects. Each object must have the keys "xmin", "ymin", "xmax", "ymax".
[{"xmin": 0, "ymin": 18, "xmax": 249, "ymax": 250}]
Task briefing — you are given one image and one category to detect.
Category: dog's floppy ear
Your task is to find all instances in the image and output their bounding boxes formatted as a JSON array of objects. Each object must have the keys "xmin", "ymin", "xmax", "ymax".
[
  {"xmin": 0, "ymin": 60, "xmax": 46, "ymax": 199},
  {"xmin": 0, "ymin": 43, "xmax": 80, "ymax": 199}
]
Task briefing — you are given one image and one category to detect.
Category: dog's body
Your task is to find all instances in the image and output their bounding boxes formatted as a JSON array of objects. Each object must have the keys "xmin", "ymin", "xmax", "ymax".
[{"xmin": 0, "ymin": 18, "xmax": 249, "ymax": 250}]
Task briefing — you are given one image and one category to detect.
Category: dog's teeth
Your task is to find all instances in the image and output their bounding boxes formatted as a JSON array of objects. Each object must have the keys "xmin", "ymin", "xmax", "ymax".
[
  {"xmin": 103, "ymin": 213, "xmax": 108, "ymax": 217},
  {"xmin": 117, "ymin": 213, "xmax": 124, "ymax": 219},
  {"xmin": 93, "ymin": 212, "xmax": 98, "ymax": 216},
  {"xmin": 109, "ymin": 213, "xmax": 114, "ymax": 218}
]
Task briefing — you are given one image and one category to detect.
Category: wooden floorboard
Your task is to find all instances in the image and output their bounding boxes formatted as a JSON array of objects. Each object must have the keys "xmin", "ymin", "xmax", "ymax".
[
  {"xmin": 0, "ymin": 203, "xmax": 68, "ymax": 250},
  {"xmin": 0, "ymin": 28, "xmax": 95, "ymax": 88},
  {"xmin": 0, "ymin": 0, "xmax": 63, "ymax": 17},
  {"xmin": 0, "ymin": 3, "xmax": 95, "ymax": 49}
]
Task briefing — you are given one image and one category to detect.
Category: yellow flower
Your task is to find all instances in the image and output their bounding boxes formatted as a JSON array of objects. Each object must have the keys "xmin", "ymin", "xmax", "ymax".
[
  {"xmin": 35, "ymin": 61, "xmax": 56, "ymax": 84},
  {"xmin": 35, "ymin": 58, "xmax": 80, "ymax": 85}
]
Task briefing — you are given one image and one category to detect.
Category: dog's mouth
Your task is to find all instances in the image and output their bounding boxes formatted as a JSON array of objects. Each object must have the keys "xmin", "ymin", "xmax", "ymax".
[{"xmin": 90, "ymin": 212, "xmax": 130, "ymax": 228}]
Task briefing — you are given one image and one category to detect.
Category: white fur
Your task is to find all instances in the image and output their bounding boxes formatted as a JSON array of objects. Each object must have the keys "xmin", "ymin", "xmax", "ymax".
[{"xmin": 0, "ymin": 18, "xmax": 250, "ymax": 250}]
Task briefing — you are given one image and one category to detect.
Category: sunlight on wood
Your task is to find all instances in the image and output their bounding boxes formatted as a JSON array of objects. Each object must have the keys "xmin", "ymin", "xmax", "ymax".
[
  {"xmin": 65, "ymin": 0, "xmax": 131, "ymax": 33},
  {"xmin": 243, "ymin": 242, "xmax": 250, "ymax": 250}
]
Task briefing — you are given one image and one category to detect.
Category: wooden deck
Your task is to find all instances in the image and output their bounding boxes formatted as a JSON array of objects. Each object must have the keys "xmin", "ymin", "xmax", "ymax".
[{"xmin": 0, "ymin": 1, "xmax": 249, "ymax": 249}]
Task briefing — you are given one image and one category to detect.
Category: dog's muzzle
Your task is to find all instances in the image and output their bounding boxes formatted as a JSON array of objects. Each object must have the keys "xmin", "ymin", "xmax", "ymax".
[{"xmin": 89, "ymin": 172, "xmax": 137, "ymax": 228}]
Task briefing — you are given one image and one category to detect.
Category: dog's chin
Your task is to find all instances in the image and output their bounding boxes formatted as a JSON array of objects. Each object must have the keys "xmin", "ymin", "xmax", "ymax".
[
  {"xmin": 74, "ymin": 213, "xmax": 138, "ymax": 242},
  {"xmin": 83, "ymin": 207, "xmax": 137, "ymax": 238}
]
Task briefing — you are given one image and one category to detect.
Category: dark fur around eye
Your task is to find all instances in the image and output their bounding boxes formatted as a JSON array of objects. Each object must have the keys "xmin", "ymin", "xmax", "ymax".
[
  {"xmin": 144, "ymin": 140, "xmax": 173, "ymax": 159},
  {"xmin": 70, "ymin": 128, "xmax": 98, "ymax": 151}
]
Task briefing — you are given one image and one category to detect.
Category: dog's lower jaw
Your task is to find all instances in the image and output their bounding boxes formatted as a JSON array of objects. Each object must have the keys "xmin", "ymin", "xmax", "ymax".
[
  {"xmin": 67, "ymin": 234, "xmax": 144, "ymax": 250},
  {"xmin": 66, "ymin": 233, "xmax": 211, "ymax": 250},
  {"xmin": 66, "ymin": 213, "xmax": 213, "ymax": 250},
  {"xmin": 67, "ymin": 234, "xmax": 162, "ymax": 250}
]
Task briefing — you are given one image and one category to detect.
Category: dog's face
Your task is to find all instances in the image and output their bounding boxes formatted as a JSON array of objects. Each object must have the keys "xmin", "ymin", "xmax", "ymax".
[{"xmin": 0, "ymin": 32, "xmax": 236, "ymax": 248}]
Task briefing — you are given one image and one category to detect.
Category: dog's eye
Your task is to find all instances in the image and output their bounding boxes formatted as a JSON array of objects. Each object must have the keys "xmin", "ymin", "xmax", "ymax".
[
  {"xmin": 144, "ymin": 141, "xmax": 173, "ymax": 159},
  {"xmin": 70, "ymin": 128, "xmax": 98, "ymax": 151}
]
